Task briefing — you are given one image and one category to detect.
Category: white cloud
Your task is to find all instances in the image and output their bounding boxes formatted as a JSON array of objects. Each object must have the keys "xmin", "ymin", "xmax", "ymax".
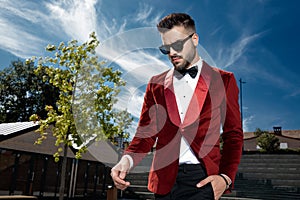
[
  {"xmin": 97, "ymin": 26, "xmax": 170, "ymax": 89},
  {"xmin": 0, "ymin": 0, "xmax": 100, "ymax": 58},
  {"xmin": 0, "ymin": 1, "xmax": 49, "ymax": 58},
  {"xmin": 0, "ymin": 18, "xmax": 45, "ymax": 58},
  {"xmin": 287, "ymin": 89, "xmax": 300, "ymax": 98},
  {"xmin": 0, "ymin": 0, "xmax": 161, "ymax": 60},
  {"xmin": 107, "ymin": 51, "xmax": 170, "ymax": 116},
  {"xmin": 243, "ymin": 115, "xmax": 255, "ymax": 132},
  {"xmin": 217, "ymin": 31, "xmax": 266, "ymax": 69},
  {"xmin": 126, "ymin": 87, "xmax": 145, "ymax": 118},
  {"xmin": 127, "ymin": 120, "xmax": 139, "ymax": 140},
  {"xmin": 135, "ymin": 3, "xmax": 153, "ymax": 23},
  {"xmin": 133, "ymin": 2, "xmax": 163, "ymax": 27},
  {"xmin": 45, "ymin": 0, "xmax": 98, "ymax": 42},
  {"xmin": 0, "ymin": 1, "xmax": 44, "ymax": 24},
  {"xmin": 210, "ymin": 25, "xmax": 223, "ymax": 36}
]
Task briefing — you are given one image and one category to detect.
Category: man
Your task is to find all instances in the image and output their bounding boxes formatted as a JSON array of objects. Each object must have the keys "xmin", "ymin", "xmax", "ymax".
[{"xmin": 111, "ymin": 13, "xmax": 243, "ymax": 200}]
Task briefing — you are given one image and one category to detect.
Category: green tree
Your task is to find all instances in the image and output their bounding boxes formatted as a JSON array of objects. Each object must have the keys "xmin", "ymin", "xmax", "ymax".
[
  {"xmin": 29, "ymin": 32, "xmax": 132, "ymax": 200},
  {"xmin": 114, "ymin": 110, "xmax": 133, "ymax": 138},
  {"xmin": 0, "ymin": 60, "xmax": 59, "ymax": 122},
  {"xmin": 254, "ymin": 128, "xmax": 280, "ymax": 152}
]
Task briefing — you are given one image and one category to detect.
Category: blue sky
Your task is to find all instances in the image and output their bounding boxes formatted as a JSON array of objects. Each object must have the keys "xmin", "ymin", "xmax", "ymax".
[{"xmin": 0, "ymin": 0, "xmax": 299, "ymax": 133}]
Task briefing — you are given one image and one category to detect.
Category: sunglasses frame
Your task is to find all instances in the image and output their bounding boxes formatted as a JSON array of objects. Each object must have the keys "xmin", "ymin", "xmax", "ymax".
[{"xmin": 159, "ymin": 33, "xmax": 195, "ymax": 55}]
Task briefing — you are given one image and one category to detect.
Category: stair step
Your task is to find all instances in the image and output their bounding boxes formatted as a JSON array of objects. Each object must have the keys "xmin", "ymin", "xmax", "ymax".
[
  {"xmin": 128, "ymin": 185, "xmax": 149, "ymax": 192},
  {"xmin": 241, "ymin": 154, "xmax": 300, "ymax": 159},
  {"xmin": 238, "ymin": 163, "xmax": 300, "ymax": 167},
  {"xmin": 134, "ymin": 191, "xmax": 155, "ymax": 200},
  {"xmin": 221, "ymin": 197, "xmax": 262, "ymax": 200},
  {"xmin": 239, "ymin": 172, "xmax": 300, "ymax": 179},
  {"xmin": 239, "ymin": 167, "xmax": 299, "ymax": 172},
  {"xmin": 240, "ymin": 159, "xmax": 300, "ymax": 164}
]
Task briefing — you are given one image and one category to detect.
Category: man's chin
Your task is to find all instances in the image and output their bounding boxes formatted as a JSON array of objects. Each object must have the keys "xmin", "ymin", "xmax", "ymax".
[
  {"xmin": 173, "ymin": 64, "xmax": 185, "ymax": 71},
  {"xmin": 172, "ymin": 62, "xmax": 183, "ymax": 70}
]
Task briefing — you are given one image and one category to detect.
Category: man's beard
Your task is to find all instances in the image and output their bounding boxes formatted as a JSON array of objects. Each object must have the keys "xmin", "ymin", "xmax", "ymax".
[
  {"xmin": 173, "ymin": 60, "xmax": 191, "ymax": 71},
  {"xmin": 171, "ymin": 49, "xmax": 196, "ymax": 71}
]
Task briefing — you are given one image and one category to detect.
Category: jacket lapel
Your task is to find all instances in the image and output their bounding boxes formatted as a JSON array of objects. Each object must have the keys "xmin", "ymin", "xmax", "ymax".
[{"xmin": 164, "ymin": 69, "xmax": 181, "ymax": 127}]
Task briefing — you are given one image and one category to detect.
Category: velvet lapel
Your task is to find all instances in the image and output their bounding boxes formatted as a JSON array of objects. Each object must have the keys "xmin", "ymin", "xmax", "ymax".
[
  {"xmin": 182, "ymin": 61, "xmax": 212, "ymax": 127},
  {"xmin": 164, "ymin": 69, "xmax": 181, "ymax": 127}
]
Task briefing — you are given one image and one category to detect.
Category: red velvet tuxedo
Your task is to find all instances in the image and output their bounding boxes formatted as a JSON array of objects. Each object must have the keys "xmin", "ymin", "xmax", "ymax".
[{"xmin": 125, "ymin": 61, "xmax": 243, "ymax": 195}]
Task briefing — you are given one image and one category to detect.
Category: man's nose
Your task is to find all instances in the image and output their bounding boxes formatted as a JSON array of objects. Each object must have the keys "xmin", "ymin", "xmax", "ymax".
[{"xmin": 169, "ymin": 46, "xmax": 178, "ymax": 55}]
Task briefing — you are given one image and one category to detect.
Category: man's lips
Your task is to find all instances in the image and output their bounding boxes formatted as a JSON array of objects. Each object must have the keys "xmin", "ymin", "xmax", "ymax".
[{"xmin": 171, "ymin": 55, "xmax": 182, "ymax": 62}]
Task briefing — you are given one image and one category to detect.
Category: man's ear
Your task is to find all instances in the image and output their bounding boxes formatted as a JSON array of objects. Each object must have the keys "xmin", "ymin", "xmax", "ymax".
[{"xmin": 192, "ymin": 33, "xmax": 199, "ymax": 46}]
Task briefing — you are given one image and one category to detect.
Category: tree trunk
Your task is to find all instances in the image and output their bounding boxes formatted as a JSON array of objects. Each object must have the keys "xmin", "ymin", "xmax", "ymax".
[{"xmin": 59, "ymin": 143, "xmax": 68, "ymax": 200}]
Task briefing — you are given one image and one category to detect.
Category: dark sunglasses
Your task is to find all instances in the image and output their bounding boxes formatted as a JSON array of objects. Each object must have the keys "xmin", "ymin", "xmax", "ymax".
[{"xmin": 159, "ymin": 33, "xmax": 195, "ymax": 55}]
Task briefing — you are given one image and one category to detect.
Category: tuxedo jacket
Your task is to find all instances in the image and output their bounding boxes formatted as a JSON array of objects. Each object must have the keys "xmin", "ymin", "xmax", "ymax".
[{"xmin": 125, "ymin": 61, "xmax": 243, "ymax": 195}]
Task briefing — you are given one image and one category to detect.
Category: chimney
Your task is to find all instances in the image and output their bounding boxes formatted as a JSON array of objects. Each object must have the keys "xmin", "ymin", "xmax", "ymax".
[{"xmin": 273, "ymin": 126, "xmax": 282, "ymax": 135}]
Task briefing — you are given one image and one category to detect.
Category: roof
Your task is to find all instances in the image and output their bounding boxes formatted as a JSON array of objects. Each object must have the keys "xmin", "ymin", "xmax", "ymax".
[
  {"xmin": 244, "ymin": 130, "xmax": 300, "ymax": 140},
  {"xmin": 0, "ymin": 122, "xmax": 119, "ymax": 164},
  {"xmin": 0, "ymin": 121, "xmax": 39, "ymax": 136},
  {"xmin": 0, "ymin": 124, "xmax": 76, "ymax": 158}
]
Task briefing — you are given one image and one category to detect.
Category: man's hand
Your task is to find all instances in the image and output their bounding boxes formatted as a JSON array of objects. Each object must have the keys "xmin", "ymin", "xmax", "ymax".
[
  {"xmin": 110, "ymin": 156, "xmax": 131, "ymax": 190},
  {"xmin": 196, "ymin": 175, "xmax": 228, "ymax": 200}
]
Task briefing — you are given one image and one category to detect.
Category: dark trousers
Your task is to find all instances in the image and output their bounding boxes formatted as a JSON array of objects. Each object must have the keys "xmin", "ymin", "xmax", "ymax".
[{"xmin": 155, "ymin": 164, "xmax": 214, "ymax": 200}]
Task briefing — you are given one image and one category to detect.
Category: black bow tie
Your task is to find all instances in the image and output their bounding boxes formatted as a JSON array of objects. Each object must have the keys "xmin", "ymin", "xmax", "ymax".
[{"xmin": 176, "ymin": 66, "xmax": 198, "ymax": 78}]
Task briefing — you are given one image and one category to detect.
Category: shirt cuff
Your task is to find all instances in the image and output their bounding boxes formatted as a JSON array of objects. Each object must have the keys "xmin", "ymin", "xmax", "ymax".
[{"xmin": 122, "ymin": 155, "xmax": 134, "ymax": 169}]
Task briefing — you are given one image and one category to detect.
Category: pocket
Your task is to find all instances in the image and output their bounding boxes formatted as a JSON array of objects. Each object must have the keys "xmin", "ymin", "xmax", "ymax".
[
  {"xmin": 208, "ymin": 182, "xmax": 215, "ymax": 200},
  {"xmin": 194, "ymin": 182, "xmax": 215, "ymax": 200}
]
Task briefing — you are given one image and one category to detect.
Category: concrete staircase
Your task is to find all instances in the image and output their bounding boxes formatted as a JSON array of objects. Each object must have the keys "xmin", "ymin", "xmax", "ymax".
[
  {"xmin": 230, "ymin": 154, "xmax": 300, "ymax": 200},
  {"xmin": 125, "ymin": 154, "xmax": 300, "ymax": 200},
  {"xmin": 125, "ymin": 153, "xmax": 154, "ymax": 200},
  {"xmin": 126, "ymin": 172, "xmax": 153, "ymax": 200}
]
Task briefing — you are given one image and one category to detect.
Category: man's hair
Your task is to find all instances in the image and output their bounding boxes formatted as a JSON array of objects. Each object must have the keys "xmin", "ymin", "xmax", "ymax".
[{"xmin": 157, "ymin": 13, "xmax": 196, "ymax": 33}]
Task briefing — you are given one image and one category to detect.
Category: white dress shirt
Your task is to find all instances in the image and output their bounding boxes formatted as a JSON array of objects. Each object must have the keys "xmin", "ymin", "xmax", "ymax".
[{"xmin": 173, "ymin": 58, "xmax": 203, "ymax": 164}]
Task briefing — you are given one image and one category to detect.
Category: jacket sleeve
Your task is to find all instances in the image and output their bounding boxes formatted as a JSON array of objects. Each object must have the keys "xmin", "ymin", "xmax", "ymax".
[
  {"xmin": 124, "ymin": 77, "xmax": 158, "ymax": 166},
  {"xmin": 219, "ymin": 73, "xmax": 244, "ymax": 190}
]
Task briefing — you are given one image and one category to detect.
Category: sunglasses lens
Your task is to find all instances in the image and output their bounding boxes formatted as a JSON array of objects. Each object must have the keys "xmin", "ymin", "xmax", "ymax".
[
  {"xmin": 172, "ymin": 41, "xmax": 183, "ymax": 52},
  {"xmin": 159, "ymin": 46, "xmax": 170, "ymax": 54}
]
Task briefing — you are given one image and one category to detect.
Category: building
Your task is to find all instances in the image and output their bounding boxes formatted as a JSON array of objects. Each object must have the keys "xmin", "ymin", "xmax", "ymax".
[
  {"xmin": 0, "ymin": 122, "xmax": 118, "ymax": 198},
  {"xmin": 243, "ymin": 127, "xmax": 300, "ymax": 152}
]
